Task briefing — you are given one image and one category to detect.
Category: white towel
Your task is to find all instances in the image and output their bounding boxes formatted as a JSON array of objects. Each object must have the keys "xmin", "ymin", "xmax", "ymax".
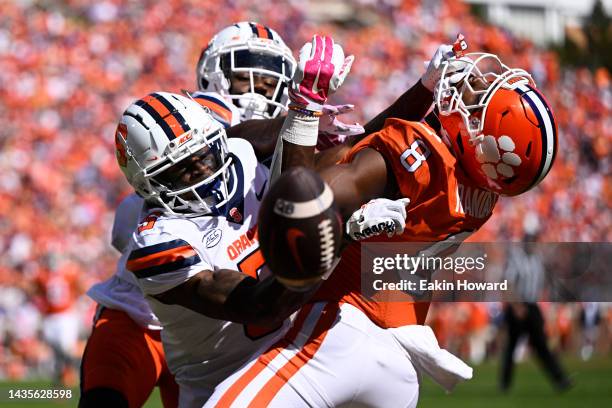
[{"xmin": 389, "ymin": 325, "xmax": 473, "ymax": 392}]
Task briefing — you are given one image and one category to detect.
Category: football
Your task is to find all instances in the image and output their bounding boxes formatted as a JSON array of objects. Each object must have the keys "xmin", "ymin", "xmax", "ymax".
[{"xmin": 258, "ymin": 167, "xmax": 342, "ymax": 289}]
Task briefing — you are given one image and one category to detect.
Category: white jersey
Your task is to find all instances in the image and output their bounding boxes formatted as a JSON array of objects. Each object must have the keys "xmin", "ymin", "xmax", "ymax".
[
  {"xmin": 87, "ymin": 193, "xmax": 162, "ymax": 328},
  {"xmin": 110, "ymin": 192, "xmax": 144, "ymax": 253},
  {"xmin": 87, "ymin": 91, "xmax": 242, "ymax": 330},
  {"xmin": 118, "ymin": 138, "xmax": 281, "ymax": 393}
]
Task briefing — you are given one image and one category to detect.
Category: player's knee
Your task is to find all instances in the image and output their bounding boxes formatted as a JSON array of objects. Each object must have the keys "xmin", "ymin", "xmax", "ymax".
[{"xmin": 79, "ymin": 387, "xmax": 129, "ymax": 408}]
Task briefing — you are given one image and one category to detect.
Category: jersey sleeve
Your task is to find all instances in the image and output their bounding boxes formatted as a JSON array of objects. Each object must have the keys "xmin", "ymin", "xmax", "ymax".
[
  {"xmin": 111, "ymin": 193, "xmax": 144, "ymax": 253},
  {"xmin": 191, "ymin": 91, "xmax": 240, "ymax": 128},
  {"xmin": 343, "ymin": 118, "xmax": 441, "ymax": 203},
  {"xmin": 126, "ymin": 222, "xmax": 214, "ymax": 296}
]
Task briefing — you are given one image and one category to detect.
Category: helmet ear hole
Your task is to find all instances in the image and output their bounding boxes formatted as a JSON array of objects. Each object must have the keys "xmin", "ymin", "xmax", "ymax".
[
  {"xmin": 503, "ymin": 175, "xmax": 517, "ymax": 184},
  {"xmin": 456, "ymin": 132, "xmax": 465, "ymax": 154},
  {"xmin": 525, "ymin": 142, "xmax": 532, "ymax": 158}
]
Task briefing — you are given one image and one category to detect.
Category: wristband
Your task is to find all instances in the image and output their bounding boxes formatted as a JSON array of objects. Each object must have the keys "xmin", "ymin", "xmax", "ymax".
[{"xmin": 288, "ymin": 105, "xmax": 323, "ymax": 117}]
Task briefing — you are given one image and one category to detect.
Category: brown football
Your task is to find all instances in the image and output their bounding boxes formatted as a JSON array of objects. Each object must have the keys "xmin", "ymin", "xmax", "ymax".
[{"xmin": 258, "ymin": 167, "xmax": 342, "ymax": 288}]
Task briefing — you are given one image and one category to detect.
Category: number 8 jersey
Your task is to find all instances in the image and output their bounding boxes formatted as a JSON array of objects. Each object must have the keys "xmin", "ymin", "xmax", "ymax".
[{"xmin": 313, "ymin": 118, "xmax": 500, "ymax": 328}]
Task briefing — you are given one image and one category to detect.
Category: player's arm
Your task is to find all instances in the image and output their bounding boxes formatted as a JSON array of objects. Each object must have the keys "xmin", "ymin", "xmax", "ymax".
[
  {"xmin": 319, "ymin": 147, "xmax": 392, "ymax": 219},
  {"xmin": 309, "ymin": 78, "xmax": 434, "ymax": 168},
  {"xmin": 228, "ymin": 81, "xmax": 432, "ymax": 168},
  {"xmin": 153, "ymin": 269, "xmax": 316, "ymax": 327},
  {"xmin": 229, "ymin": 40, "xmax": 462, "ymax": 166},
  {"xmin": 227, "ymin": 79, "xmax": 432, "ymax": 166},
  {"xmin": 275, "ymin": 39, "xmax": 457, "ymax": 174},
  {"xmin": 350, "ymin": 41, "xmax": 467, "ymax": 145},
  {"xmin": 355, "ymin": 81, "xmax": 432, "ymax": 144},
  {"xmin": 226, "ymin": 117, "xmax": 285, "ymax": 161}
]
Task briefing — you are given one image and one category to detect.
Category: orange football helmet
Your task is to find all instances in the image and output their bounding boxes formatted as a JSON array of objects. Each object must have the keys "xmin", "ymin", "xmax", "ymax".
[{"xmin": 435, "ymin": 53, "xmax": 557, "ymax": 196}]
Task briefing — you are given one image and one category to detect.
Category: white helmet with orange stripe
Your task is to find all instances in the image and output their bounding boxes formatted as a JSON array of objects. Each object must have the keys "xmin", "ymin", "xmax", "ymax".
[
  {"xmin": 196, "ymin": 22, "xmax": 296, "ymax": 120},
  {"xmin": 114, "ymin": 92, "xmax": 237, "ymax": 215}
]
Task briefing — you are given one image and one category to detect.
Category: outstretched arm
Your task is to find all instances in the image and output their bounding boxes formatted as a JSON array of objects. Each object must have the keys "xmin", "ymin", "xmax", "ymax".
[
  {"xmin": 154, "ymin": 269, "xmax": 317, "ymax": 327},
  {"xmin": 357, "ymin": 81, "xmax": 433, "ymax": 143},
  {"xmin": 229, "ymin": 41, "xmax": 462, "ymax": 165},
  {"xmin": 353, "ymin": 42, "xmax": 466, "ymax": 144}
]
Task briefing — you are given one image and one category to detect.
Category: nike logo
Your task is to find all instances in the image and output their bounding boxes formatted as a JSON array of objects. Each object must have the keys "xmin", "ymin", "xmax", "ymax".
[
  {"xmin": 255, "ymin": 180, "xmax": 267, "ymax": 201},
  {"xmin": 286, "ymin": 228, "xmax": 305, "ymax": 272}
]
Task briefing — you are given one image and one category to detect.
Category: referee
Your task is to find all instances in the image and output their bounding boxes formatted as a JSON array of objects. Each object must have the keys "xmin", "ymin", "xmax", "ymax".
[{"xmin": 500, "ymin": 229, "xmax": 572, "ymax": 392}]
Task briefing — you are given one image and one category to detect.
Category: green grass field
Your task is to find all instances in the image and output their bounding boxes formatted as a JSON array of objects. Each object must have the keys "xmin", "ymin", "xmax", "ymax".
[{"xmin": 1, "ymin": 357, "xmax": 610, "ymax": 407}]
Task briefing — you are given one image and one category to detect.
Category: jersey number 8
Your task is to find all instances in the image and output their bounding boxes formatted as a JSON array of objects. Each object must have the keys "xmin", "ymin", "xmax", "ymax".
[{"xmin": 400, "ymin": 139, "xmax": 431, "ymax": 173}]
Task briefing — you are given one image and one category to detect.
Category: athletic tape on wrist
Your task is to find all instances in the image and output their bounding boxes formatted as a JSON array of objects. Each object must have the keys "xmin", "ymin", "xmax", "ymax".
[{"xmin": 281, "ymin": 110, "xmax": 320, "ymax": 146}]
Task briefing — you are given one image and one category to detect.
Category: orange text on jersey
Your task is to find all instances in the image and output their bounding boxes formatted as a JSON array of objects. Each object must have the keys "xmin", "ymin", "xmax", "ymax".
[{"xmin": 227, "ymin": 224, "xmax": 259, "ymax": 260}]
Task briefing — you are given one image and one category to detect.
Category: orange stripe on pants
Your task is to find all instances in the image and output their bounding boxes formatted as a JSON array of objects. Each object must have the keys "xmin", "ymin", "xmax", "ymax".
[
  {"xmin": 249, "ymin": 303, "xmax": 339, "ymax": 407},
  {"xmin": 215, "ymin": 303, "xmax": 316, "ymax": 407}
]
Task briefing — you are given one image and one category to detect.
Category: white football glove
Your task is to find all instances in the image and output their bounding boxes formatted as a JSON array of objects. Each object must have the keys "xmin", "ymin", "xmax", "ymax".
[
  {"xmin": 316, "ymin": 104, "xmax": 364, "ymax": 150},
  {"xmin": 420, "ymin": 34, "xmax": 470, "ymax": 92},
  {"xmin": 289, "ymin": 35, "xmax": 354, "ymax": 114},
  {"xmin": 320, "ymin": 104, "xmax": 364, "ymax": 136},
  {"xmin": 346, "ymin": 198, "xmax": 411, "ymax": 241}
]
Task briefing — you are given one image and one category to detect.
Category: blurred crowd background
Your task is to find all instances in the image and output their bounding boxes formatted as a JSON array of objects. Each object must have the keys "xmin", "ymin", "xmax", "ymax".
[{"xmin": 0, "ymin": 0, "xmax": 610, "ymax": 385}]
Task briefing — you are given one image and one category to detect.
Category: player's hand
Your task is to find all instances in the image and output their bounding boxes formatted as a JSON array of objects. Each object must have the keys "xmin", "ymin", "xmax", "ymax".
[
  {"xmin": 320, "ymin": 104, "xmax": 364, "ymax": 136},
  {"xmin": 317, "ymin": 104, "xmax": 364, "ymax": 150},
  {"xmin": 420, "ymin": 34, "xmax": 469, "ymax": 92},
  {"xmin": 346, "ymin": 198, "xmax": 411, "ymax": 240},
  {"xmin": 289, "ymin": 35, "xmax": 354, "ymax": 114}
]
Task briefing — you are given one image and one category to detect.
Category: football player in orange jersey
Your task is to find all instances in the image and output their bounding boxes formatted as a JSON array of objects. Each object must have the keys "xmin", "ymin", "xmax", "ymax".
[{"xmin": 205, "ymin": 38, "xmax": 558, "ymax": 407}]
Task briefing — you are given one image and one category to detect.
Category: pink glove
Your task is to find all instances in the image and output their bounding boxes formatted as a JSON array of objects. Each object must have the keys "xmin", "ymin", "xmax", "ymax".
[{"xmin": 289, "ymin": 35, "xmax": 354, "ymax": 114}]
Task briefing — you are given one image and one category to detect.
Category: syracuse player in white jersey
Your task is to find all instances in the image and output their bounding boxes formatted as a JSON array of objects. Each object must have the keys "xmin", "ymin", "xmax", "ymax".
[
  {"xmin": 80, "ymin": 22, "xmax": 298, "ymax": 408},
  {"xmin": 109, "ymin": 90, "xmax": 347, "ymax": 408},
  {"xmin": 205, "ymin": 37, "xmax": 558, "ymax": 407},
  {"xmin": 80, "ymin": 21, "xmax": 365, "ymax": 408},
  {"xmin": 194, "ymin": 21, "xmax": 296, "ymax": 124}
]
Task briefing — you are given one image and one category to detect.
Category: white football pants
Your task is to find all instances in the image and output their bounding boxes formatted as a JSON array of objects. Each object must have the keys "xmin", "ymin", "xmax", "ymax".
[{"xmin": 205, "ymin": 301, "xmax": 420, "ymax": 408}]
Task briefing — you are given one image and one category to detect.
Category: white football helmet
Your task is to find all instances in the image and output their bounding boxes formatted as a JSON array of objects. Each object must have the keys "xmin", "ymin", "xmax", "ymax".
[
  {"xmin": 196, "ymin": 22, "xmax": 296, "ymax": 120},
  {"xmin": 115, "ymin": 92, "xmax": 238, "ymax": 215}
]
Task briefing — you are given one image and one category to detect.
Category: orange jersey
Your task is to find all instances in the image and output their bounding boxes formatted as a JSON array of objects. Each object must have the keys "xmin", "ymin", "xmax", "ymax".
[
  {"xmin": 36, "ymin": 266, "xmax": 79, "ymax": 315},
  {"xmin": 313, "ymin": 118, "xmax": 499, "ymax": 328}
]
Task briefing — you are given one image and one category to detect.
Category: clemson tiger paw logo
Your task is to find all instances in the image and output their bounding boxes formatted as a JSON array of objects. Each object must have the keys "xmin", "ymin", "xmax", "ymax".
[{"xmin": 476, "ymin": 135, "xmax": 521, "ymax": 179}]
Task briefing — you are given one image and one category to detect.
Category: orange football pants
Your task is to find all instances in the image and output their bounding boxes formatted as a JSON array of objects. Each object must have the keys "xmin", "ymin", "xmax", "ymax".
[{"xmin": 81, "ymin": 308, "xmax": 178, "ymax": 408}]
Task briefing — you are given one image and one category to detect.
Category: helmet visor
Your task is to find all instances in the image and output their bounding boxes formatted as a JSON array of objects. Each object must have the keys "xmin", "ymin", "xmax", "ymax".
[{"xmin": 221, "ymin": 49, "xmax": 292, "ymax": 77}]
